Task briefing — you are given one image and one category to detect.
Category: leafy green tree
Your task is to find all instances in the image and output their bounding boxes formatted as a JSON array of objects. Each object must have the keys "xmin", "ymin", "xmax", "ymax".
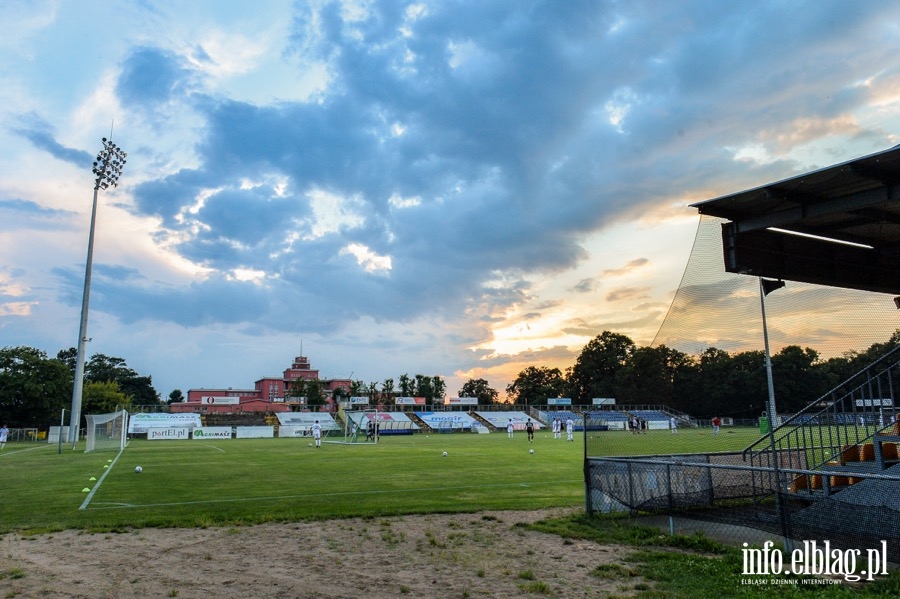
[
  {"xmin": 506, "ymin": 366, "xmax": 566, "ymax": 405},
  {"xmin": 350, "ymin": 380, "xmax": 367, "ymax": 397},
  {"xmin": 381, "ymin": 378, "xmax": 395, "ymax": 402},
  {"xmin": 566, "ymin": 331, "xmax": 635, "ymax": 403},
  {"xmin": 168, "ymin": 389, "xmax": 185, "ymax": 404},
  {"xmin": 398, "ymin": 373, "xmax": 414, "ymax": 396},
  {"xmin": 331, "ymin": 385, "xmax": 348, "ymax": 404},
  {"xmin": 432, "ymin": 376, "xmax": 446, "ymax": 403},
  {"xmin": 82, "ymin": 380, "xmax": 131, "ymax": 414},
  {"xmin": 726, "ymin": 350, "xmax": 768, "ymax": 417},
  {"xmin": 0, "ymin": 346, "xmax": 72, "ymax": 428},
  {"xmin": 287, "ymin": 377, "xmax": 307, "ymax": 400},
  {"xmin": 458, "ymin": 378, "xmax": 498, "ymax": 404},
  {"xmin": 58, "ymin": 350, "xmax": 161, "ymax": 406},
  {"xmin": 85, "ymin": 353, "xmax": 160, "ymax": 405},
  {"xmin": 771, "ymin": 345, "xmax": 824, "ymax": 413},
  {"xmin": 615, "ymin": 345, "xmax": 689, "ymax": 406},
  {"xmin": 305, "ymin": 379, "xmax": 326, "ymax": 408},
  {"xmin": 414, "ymin": 375, "xmax": 434, "ymax": 402}
]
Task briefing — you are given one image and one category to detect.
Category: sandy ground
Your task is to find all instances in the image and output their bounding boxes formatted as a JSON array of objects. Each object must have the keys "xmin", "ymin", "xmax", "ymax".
[{"xmin": 0, "ymin": 508, "xmax": 642, "ymax": 598}]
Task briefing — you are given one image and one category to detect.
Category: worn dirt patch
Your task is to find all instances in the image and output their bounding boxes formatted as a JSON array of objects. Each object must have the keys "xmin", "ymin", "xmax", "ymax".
[{"xmin": 0, "ymin": 508, "xmax": 643, "ymax": 598}]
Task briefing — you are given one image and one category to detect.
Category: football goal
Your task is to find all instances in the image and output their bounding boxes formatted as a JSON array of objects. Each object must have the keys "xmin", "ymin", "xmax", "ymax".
[
  {"xmin": 335, "ymin": 409, "xmax": 380, "ymax": 444},
  {"xmin": 85, "ymin": 409, "xmax": 128, "ymax": 453}
]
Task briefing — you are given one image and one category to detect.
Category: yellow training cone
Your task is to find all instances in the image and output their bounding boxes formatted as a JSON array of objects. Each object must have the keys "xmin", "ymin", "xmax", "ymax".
[
  {"xmin": 82, "ymin": 488, "xmax": 90, "ymax": 492},
  {"xmin": 89, "ymin": 477, "xmax": 96, "ymax": 481}
]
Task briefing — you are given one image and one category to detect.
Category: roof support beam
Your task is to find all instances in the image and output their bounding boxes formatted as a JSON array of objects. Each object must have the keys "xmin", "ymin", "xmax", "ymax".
[{"xmin": 722, "ymin": 224, "xmax": 900, "ymax": 295}]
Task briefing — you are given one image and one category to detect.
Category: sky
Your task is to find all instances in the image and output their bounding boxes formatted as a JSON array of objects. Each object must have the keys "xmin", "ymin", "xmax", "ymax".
[{"xmin": 2, "ymin": 0, "xmax": 900, "ymax": 401}]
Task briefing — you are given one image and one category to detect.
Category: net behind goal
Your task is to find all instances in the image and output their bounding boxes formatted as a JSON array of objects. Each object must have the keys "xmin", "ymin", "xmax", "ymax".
[{"xmin": 85, "ymin": 410, "xmax": 128, "ymax": 453}]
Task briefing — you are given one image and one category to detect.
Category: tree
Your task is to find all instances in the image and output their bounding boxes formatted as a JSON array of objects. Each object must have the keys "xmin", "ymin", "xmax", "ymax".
[
  {"xmin": 58, "ymin": 350, "xmax": 162, "ymax": 406},
  {"xmin": 398, "ymin": 374, "xmax": 414, "ymax": 396},
  {"xmin": 350, "ymin": 380, "xmax": 367, "ymax": 397},
  {"xmin": 458, "ymin": 378, "xmax": 498, "ymax": 404},
  {"xmin": 82, "ymin": 381, "xmax": 131, "ymax": 414},
  {"xmin": 432, "ymin": 376, "xmax": 446, "ymax": 403},
  {"xmin": 287, "ymin": 377, "xmax": 307, "ymax": 400},
  {"xmin": 771, "ymin": 345, "xmax": 823, "ymax": 413},
  {"xmin": 566, "ymin": 331, "xmax": 635, "ymax": 403},
  {"xmin": 615, "ymin": 345, "xmax": 689, "ymax": 406},
  {"xmin": 168, "ymin": 389, "xmax": 185, "ymax": 404},
  {"xmin": 331, "ymin": 385, "xmax": 348, "ymax": 404},
  {"xmin": 414, "ymin": 375, "xmax": 434, "ymax": 402},
  {"xmin": 381, "ymin": 378, "xmax": 395, "ymax": 401},
  {"xmin": 305, "ymin": 379, "xmax": 325, "ymax": 408},
  {"xmin": 85, "ymin": 353, "xmax": 161, "ymax": 405},
  {"xmin": 506, "ymin": 366, "xmax": 566, "ymax": 405},
  {"xmin": 0, "ymin": 346, "xmax": 72, "ymax": 428}
]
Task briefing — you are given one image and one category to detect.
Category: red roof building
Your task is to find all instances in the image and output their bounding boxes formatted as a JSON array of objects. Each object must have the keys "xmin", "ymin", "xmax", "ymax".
[{"xmin": 172, "ymin": 356, "xmax": 351, "ymax": 414}]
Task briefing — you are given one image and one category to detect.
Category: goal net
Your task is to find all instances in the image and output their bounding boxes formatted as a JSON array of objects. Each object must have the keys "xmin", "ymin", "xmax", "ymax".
[
  {"xmin": 85, "ymin": 410, "xmax": 128, "ymax": 453},
  {"xmin": 337, "ymin": 409, "xmax": 380, "ymax": 444}
]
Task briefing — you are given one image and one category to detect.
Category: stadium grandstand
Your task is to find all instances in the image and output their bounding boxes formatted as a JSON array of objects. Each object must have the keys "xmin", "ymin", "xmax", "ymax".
[{"xmin": 587, "ymin": 145, "xmax": 900, "ymax": 562}]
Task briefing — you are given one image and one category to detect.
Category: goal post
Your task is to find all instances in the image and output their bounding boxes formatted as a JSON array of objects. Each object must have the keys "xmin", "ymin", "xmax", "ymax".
[
  {"xmin": 340, "ymin": 409, "xmax": 380, "ymax": 444},
  {"xmin": 85, "ymin": 409, "xmax": 128, "ymax": 453}
]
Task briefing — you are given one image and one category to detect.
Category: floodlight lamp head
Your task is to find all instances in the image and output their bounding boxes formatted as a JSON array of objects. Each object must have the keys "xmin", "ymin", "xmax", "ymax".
[{"xmin": 761, "ymin": 278, "xmax": 786, "ymax": 296}]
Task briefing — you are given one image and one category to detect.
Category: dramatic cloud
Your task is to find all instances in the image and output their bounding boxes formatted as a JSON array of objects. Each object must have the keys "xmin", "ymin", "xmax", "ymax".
[{"xmin": 2, "ymin": 0, "xmax": 900, "ymax": 397}]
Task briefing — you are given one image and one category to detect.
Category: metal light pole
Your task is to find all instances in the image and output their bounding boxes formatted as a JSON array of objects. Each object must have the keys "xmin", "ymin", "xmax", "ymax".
[
  {"xmin": 68, "ymin": 138, "xmax": 127, "ymax": 445},
  {"xmin": 759, "ymin": 277, "xmax": 785, "ymax": 428}
]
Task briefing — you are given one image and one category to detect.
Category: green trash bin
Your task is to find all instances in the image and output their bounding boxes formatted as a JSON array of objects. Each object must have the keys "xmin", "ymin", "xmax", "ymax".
[{"xmin": 759, "ymin": 413, "xmax": 770, "ymax": 434}]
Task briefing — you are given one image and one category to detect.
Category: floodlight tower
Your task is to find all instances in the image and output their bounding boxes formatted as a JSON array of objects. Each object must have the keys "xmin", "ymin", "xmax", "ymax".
[
  {"xmin": 759, "ymin": 277, "xmax": 785, "ymax": 428},
  {"xmin": 68, "ymin": 138, "xmax": 127, "ymax": 445}
]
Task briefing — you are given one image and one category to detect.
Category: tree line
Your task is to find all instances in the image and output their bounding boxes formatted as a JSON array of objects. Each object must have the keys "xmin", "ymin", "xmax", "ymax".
[
  {"xmin": 289, "ymin": 373, "xmax": 448, "ymax": 407},
  {"xmin": 493, "ymin": 330, "xmax": 900, "ymax": 418},
  {"xmin": 4, "ymin": 328, "xmax": 898, "ymax": 427},
  {"xmin": 0, "ymin": 346, "xmax": 162, "ymax": 428}
]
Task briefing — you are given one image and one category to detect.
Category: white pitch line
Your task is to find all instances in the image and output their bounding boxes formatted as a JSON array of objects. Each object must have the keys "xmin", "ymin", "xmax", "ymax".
[
  {"xmin": 0, "ymin": 444, "xmax": 53, "ymax": 457},
  {"xmin": 79, "ymin": 449, "xmax": 126, "ymax": 510}
]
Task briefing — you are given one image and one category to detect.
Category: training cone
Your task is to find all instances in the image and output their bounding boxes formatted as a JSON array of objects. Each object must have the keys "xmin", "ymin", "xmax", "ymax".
[
  {"xmin": 82, "ymin": 488, "xmax": 90, "ymax": 492},
  {"xmin": 89, "ymin": 477, "xmax": 96, "ymax": 481}
]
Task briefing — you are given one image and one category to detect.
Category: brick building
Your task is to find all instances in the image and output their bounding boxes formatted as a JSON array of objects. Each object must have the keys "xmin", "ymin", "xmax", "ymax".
[{"xmin": 171, "ymin": 355, "xmax": 351, "ymax": 414}]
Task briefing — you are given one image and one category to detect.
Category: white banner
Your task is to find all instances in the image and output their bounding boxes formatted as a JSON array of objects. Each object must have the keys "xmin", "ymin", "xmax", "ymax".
[
  {"xmin": 592, "ymin": 398, "xmax": 616, "ymax": 405},
  {"xmin": 349, "ymin": 396, "xmax": 369, "ymax": 405},
  {"xmin": 130, "ymin": 413, "xmax": 201, "ymax": 434},
  {"xmin": 235, "ymin": 426, "xmax": 274, "ymax": 439},
  {"xmin": 396, "ymin": 397, "xmax": 425, "ymax": 405},
  {"xmin": 547, "ymin": 398, "xmax": 572, "ymax": 405},
  {"xmin": 278, "ymin": 425, "xmax": 311, "ymax": 438},
  {"xmin": 202, "ymin": 396, "xmax": 240, "ymax": 405},
  {"xmin": 147, "ymin": 427, "xmax": 190, "ymax": 440},
  {"xmin": 192, "ymin": 427, "xmax": 232, "ymax": 439},
  {"xmin": 445, "ymin": 397, "xmax": 478, "ymax": 405}
]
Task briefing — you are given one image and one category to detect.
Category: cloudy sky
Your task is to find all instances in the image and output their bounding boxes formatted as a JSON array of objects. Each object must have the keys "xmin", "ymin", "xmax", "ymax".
[{"xmin": 2, "ymin": 0, "xmax": 900, "ymax": 400}]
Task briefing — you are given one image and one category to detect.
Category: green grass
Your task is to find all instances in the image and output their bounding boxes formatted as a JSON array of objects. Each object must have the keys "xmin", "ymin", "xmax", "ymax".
[
  {"xmin": 527, "ymin": 514, "xmax": 900, "ymax": 598},
  {"xmin": 0, "ymin": 427, "xmax": 769, "ymax": 533},
  {"xmin": 3, "ymin": 427, "xmax": 898, "ymax": 596},
  {"xmin": 0, "ymin": 432, "xmax": 588, "ymax": 533},
  {"xmin": 586, "ymin": 425, "xmax": 767, "ymax": 457}
]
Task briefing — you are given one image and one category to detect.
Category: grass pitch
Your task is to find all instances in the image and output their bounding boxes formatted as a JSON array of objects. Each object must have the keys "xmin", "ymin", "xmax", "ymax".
[{"xmin": 0, "ymin": 427, "xmax": 762, "ymax": 533}]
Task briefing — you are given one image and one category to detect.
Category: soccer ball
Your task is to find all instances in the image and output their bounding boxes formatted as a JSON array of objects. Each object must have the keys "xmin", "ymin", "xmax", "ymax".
[
  {"xmin": 442, "ymin": 451, "xmax": 448, "ymax": 457},
  {"xmin": 134, "ymin": 466, "xmax": 142, "ymax": 473},
  {"xmin": 529, "ymin": 449, "xmax": 534, "ymax": 454},
  {"xmin": 308, "ymin": 442, "xmax": 313, "ymax": 447}
]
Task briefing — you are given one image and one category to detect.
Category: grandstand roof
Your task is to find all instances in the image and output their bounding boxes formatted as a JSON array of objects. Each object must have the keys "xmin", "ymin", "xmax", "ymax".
[{"xmin": 692, "ymin": 145, "xmax": 900, "ymax": 295}]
